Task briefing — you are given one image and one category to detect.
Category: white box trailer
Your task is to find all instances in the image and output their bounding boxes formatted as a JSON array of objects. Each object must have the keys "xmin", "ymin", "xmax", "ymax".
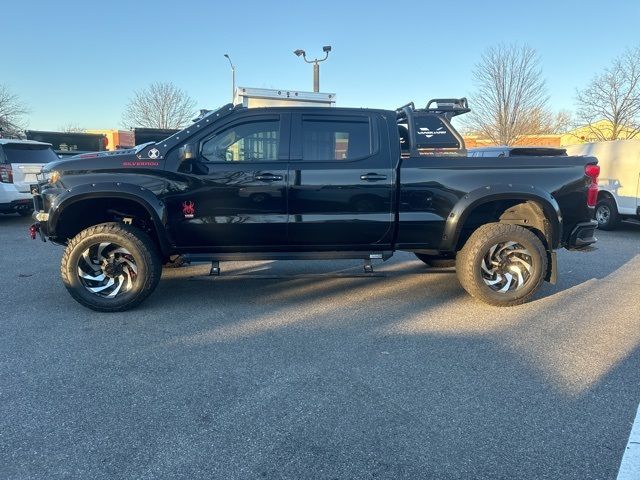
[
  {"xmin": 233, "ymin": 87, "xmax": 336, "ymax": 108},
  {"xmin": 566, "ymin": 139, "xmax": 640, "ymax": 229}
]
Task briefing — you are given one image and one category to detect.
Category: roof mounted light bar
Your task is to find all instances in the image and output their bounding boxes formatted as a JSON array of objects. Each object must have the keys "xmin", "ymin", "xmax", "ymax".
[{"xmin": 425, "ymin": 98, "xmax": 470, "ymax": 117}]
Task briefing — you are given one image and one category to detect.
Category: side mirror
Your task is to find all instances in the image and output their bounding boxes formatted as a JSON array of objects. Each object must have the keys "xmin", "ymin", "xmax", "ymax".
[{"xmin": 178, "ymin": 143, "xmax": 196, "ymax": 162}]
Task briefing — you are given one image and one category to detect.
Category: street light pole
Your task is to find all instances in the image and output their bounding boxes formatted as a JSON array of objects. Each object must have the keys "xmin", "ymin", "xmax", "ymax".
[
  {"xmin": 313, "ymin": 62, "xmax": 320, "ymax": 93},
  {"xmin": 294, "ymin": 46, "xmax": 332, "ymax": 93},
  {"xmin": 223, "ymin": 54, "xmax": 235, "ymax": 103}
]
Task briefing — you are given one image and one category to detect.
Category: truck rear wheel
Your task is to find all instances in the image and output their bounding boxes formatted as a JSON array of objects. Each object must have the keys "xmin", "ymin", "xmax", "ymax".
[
  {"xmin": 456, "ymin": 223, "xmax": 547, "ymax": 307},
  {"xmin": 61, "ymin": 222, "xmax": 162, "ymax": 312},
  {"xmin": 414, "ymin": 253, "xmax": 456, "ymax": 268}
]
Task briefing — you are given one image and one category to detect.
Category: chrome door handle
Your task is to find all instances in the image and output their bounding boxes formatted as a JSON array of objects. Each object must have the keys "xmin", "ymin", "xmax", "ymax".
[
  {"xmin": 255, "ymin": 173, "xmax": 283, "ymax": 181},
  {"xmin": 360, "ymin": 173, "xmax": 388, "ymax": 182}
]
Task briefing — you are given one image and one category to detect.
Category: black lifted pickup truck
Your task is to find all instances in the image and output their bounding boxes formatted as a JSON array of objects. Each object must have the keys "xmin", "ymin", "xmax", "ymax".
[{"xmin": 31, "ymin": 99, "xmax": 599, "ymax": 311}]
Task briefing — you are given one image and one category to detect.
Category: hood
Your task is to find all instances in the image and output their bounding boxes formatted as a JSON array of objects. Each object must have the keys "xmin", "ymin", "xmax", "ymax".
[{"xmin": 42, "ymin": 143, "xmax": 165, "ymax": 174}]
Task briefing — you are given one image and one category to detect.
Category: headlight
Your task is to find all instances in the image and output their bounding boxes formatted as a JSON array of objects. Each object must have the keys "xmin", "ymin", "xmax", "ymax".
[{"xmin": 39, "ymin": 170, "xmax": 61, "ymax": 184}]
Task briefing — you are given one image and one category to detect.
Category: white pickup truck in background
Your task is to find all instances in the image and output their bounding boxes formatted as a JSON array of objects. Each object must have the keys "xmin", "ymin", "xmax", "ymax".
[{"xmin": 566, "ymin": 139, "xmax": 640, "ymax": 230}]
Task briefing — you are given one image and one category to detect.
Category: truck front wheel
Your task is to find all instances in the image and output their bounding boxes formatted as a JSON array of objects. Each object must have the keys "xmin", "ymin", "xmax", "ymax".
[
  {"xmin": 456, "ymin": 223, "xmax": 547, "ymax": 307},
  {"xmin": 60, "ymin": 222, "xmax": 162, "ymax": 312}
]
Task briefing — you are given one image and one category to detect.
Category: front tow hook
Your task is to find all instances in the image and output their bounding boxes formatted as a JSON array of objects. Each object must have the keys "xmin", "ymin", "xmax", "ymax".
[{"xmin": 29, "ymin": 223, "xmax": 45, "ymax": 242}]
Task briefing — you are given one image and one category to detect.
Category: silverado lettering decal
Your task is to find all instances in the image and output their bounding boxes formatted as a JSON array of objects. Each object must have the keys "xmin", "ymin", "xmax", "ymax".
[{"xmin": 122, "ymin": 161, "xmax": 160, "ymax": 167}]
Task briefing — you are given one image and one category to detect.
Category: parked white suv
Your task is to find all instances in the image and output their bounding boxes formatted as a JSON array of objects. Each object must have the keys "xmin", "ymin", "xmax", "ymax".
[
  {"xmin": 566, "ymin": 139, "xmax": 640, "ymax": 230},
  {"xmin": 0, "ymin": 139, "xmax": 58, "ymax": 216}
]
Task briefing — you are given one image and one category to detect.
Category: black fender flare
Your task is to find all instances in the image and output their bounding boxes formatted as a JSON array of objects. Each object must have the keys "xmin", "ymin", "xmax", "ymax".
[
  {"xmin": 48, "ymin": 182, "xmax": 172, "ymax": 255},
  {"xmin": 440, "ymin": 184, "xmax": 563, "ymax": 251}
]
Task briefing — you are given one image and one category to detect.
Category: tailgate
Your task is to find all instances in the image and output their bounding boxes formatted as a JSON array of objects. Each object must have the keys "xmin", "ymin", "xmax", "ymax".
[{"xmin": 12, "ymin": 163, "xmax": 45, "ymax": 193}]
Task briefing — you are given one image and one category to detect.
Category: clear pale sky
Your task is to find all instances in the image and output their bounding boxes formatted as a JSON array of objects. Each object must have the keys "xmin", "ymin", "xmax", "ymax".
[{"xmin": 2, "ymin": 0, "xmax": 639, "ymax": 130}]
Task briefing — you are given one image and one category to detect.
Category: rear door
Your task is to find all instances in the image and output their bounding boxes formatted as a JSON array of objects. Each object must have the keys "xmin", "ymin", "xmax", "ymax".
[
  {"xmin": 1, "ymin": 143, "xmax": 58, "ymax": 193},
  {"xmin": 287, "ymin": 112, "xmax": 394, "ymax": 248}
]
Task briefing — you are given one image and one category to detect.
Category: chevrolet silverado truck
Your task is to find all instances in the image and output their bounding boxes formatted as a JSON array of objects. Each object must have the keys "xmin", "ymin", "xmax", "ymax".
[{"xmin": 30, "ymin": 99, "xmax": 599, "ymax": 312}]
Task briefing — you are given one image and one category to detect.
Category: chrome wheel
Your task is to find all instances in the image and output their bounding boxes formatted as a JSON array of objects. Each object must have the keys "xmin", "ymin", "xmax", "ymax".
[
  {"xmin": 481, "ymin": 241, "xmax": 533, "ymax": 293},
  {"xmin": 77, "ymin": 242, "xmax": 138, "ymax": 298},
  {"xmin": 595, "ymin": 205, "xmax": 610, "ymax": 225}
]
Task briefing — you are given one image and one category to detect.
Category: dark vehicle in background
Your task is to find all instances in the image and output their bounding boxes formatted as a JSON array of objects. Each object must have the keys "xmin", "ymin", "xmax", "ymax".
[
  {"xmin": 30, "ymin": 99, "xmax": 599, "ymax": 312},
  {"xmin": 1, "ymin": 139, "xmax": 58, "ymax": 216},
  {"xmin": 469, "ymin": 146, "xmax": 568, "ymax": 158},
  {"xmin": 25, "ymin": 130, "xmax": 108, "ymax": 158},
  {"xmin": 132, "ymin": 128, "xmax": 179, "ymax": 146}
]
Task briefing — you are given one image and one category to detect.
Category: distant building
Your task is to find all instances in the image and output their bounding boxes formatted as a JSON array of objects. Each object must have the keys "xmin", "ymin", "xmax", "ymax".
[
  {"xmin": 464, "ymin": 134, "xmax": 562, "ymax": 148},
  {"xmin": 85, "ymin": 130, "xmax": 135, "ymax": 150},
  {"xmin": 25, "ymin": 130, "xmax": 108, "ymax": 157},
  {"xmin": 85, "ymin": 129, "xmax": 179, "ymax": 150},
  {"xmin": 464, "ymin": 119, "xmax": 639, "ymax": 148},
  {"xmin": 560, "ymin": 120, "xmax": 638, "ymax": 146}
]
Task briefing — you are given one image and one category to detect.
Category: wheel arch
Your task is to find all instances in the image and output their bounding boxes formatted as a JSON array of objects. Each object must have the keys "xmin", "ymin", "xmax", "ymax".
[
  {"xmin": 441, "ymin": 185, "xmax": 563, "ymax": 252},
  {"xmin": 597, "ymin": 188, "xmax": 620, "ymax": 209},
  {"xmin": 48, "ymin": 183, "xmax": 172, "ymax": 255}
]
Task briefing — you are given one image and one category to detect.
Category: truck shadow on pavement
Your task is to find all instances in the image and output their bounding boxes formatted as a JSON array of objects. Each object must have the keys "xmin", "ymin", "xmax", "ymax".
[{"xmin": 137, "ymin": 251, "xmax": 640, "ymax": 479}]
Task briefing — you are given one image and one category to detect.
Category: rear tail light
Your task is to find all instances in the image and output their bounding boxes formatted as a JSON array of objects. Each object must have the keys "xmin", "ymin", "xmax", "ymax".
[
  {"xmin": 585, "ymin": 164, "xmax": 600, "ymax": 207},
  {"xmin": 0, "ymin": 164, "xmax": 13, "ymax": 183}
]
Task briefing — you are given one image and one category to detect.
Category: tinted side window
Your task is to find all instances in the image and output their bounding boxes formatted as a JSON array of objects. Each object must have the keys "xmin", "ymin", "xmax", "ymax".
[
  {"xmin": 2, "ymin": 144, "xmax": 59, "ymax": 164},
  {"xmin": 201, "ymin": 120, "xmax": 280, "ymax": 162},
  {"xmin": 302, "ymin": 117, "xmax": 372, "ymax": 161}
]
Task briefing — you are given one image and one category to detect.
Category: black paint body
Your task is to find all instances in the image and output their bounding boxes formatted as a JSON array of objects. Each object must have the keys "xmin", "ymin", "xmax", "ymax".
[{"xmin": 34, "ymin": 105, "xmax": 598, "ymax": 258}]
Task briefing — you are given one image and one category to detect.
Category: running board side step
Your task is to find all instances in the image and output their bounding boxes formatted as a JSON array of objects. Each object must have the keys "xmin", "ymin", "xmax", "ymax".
[
  {"xmin": 182, "ymin": 251, "xmax": 394, "ymax": 275},
  {"xmin": 184, "ymin": 251, "xmax": 394, "ymax": 262}
]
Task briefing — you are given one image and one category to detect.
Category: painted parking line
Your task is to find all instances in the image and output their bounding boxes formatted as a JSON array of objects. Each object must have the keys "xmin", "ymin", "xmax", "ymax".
[{"xmin": 617, "ymin": 402, "xmax": 640, "ymax": 480}]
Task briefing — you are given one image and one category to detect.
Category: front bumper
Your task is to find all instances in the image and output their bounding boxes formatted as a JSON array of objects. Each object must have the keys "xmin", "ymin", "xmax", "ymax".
[{"xmin": 566, "ymin": 220, "xmax": 598, "ymax": 250}]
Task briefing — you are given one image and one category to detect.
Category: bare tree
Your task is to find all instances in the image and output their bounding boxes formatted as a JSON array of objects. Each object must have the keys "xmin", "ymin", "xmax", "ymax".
[
  {"xmin": 58, "ymin": 123, "xmax": 84, "ymax": 133},
  {"xmin": 0, "ymin": 85, "xmax": 29, "ymax": 138},
  {"xmin": 465, "ymin": 44, "xmax": 558, "ymax": 145},
  {"xmin": 575, "ymin": 46, "xmax": 640, "ymax": 141},
  {"xmin": 521, "ymin": 108, "xmax": 572, "ymax": 135},
  {"xmin": 122, "ymin": 82, "xmax": 196, "ymax": 129}
]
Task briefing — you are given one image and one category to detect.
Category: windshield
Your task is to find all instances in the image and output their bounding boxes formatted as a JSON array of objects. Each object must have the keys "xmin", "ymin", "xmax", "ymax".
[
  {"xmin": 1, "ymin": 144, "xmax": 59, "ymax": 164},
  {"xmin": 158, "ymin": 104, "xmax": 234, "ymax": 147}
]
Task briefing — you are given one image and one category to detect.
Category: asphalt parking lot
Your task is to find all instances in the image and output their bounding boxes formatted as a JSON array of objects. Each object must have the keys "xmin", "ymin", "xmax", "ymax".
[{"xmin": 1, "ymin": 215, "xmax": 639, "ymax": 479}]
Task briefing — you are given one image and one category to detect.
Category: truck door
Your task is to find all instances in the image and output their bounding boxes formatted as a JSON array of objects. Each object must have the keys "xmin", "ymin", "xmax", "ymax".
[
  {"xmin": 167, "ymin": 113, "xmax": 289, "ymax": 248},
  {"xmin": 287, "ymin": 112, "xmax": 394, "ymax": 247}
]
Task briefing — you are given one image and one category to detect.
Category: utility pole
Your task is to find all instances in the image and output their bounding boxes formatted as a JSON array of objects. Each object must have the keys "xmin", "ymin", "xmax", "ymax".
[
  {"xmin": 223, "ymin": 54, "xmax": 235, "ymax": 103},
  {"xmin": 293, "ymin": 46, "xmax": 332, "ymax": 93}
]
